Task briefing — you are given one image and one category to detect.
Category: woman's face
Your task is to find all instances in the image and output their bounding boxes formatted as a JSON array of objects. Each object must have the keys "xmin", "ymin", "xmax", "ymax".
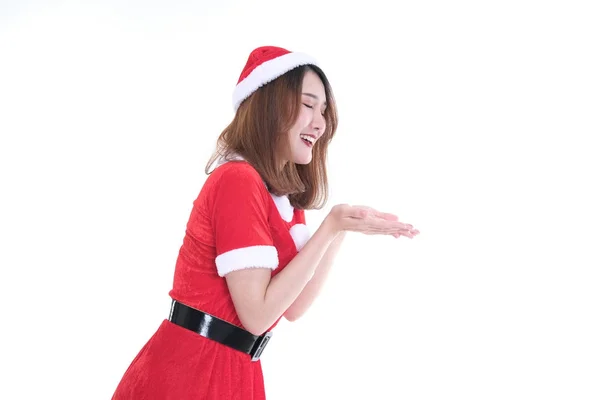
[{"xmin": 285, "ymin": 69, "xmax": 327, "ymax": 165}]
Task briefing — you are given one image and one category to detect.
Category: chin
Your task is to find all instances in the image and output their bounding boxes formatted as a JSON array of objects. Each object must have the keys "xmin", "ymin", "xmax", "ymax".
[
  {"xmin": 293, "ymin": 155, "xmax": 312, "ymax": 165},
  {"xmin": 290, "ymin": 146, "xmax": 313, "ymax": 165}
]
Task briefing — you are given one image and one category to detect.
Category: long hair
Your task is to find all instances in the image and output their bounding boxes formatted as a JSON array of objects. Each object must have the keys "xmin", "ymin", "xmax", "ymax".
[{"xmin": 205, "ymin": 65, "xmax": 338, "ymax": 210}]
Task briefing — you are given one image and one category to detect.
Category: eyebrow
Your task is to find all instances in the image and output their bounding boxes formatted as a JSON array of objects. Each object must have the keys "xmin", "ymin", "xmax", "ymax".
[{"xmin": 302, "ymin": 92, "xmax": 327, "ymax": 107}]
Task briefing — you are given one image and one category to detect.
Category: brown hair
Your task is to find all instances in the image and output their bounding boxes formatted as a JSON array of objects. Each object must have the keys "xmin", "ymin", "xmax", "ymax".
[{"xmin": 205, "ymin": 65, "xmax": 338, "ymax": 210}]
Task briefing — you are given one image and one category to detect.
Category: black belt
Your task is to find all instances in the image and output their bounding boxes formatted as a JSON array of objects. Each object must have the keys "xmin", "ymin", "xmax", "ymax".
[{"xmin": 168, "ymin": 299, "xmax": 272, "ymax": 362}]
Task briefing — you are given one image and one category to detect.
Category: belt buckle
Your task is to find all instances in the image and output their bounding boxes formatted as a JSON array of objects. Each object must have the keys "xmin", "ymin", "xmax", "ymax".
[{"xmin": 250, "ymin": 331, "xmax": 273, "ymax": 362}]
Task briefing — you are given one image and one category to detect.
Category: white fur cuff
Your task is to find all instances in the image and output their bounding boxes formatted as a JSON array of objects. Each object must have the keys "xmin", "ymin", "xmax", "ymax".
[{"xmin": 216, "ymin": 245, "xmax": 279, "ymax": 277}]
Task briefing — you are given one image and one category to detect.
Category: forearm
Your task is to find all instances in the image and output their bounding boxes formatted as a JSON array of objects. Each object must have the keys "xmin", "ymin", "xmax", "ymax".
[
  {"xmin": 229, "ymin": 203, "xmax": 407, "ymax": 334},
  {"xmin": 259, "ymin": 217, "xmax": 339, "ymax": 330},
  {"xmin": 284, "ymin": 231, "xmax": 346, "ymax": 321}
]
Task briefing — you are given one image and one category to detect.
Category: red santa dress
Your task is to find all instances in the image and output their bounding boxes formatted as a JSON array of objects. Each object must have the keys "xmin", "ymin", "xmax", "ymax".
[{"xmin": 112, "ymin": 160, "xmax": 311, "ymax": 399}]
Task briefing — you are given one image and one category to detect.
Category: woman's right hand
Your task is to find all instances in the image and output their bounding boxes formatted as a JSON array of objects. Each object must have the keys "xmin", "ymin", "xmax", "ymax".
[{"xmin": 325, "ymin": 204, "xmax": 419, "ymax": 239}]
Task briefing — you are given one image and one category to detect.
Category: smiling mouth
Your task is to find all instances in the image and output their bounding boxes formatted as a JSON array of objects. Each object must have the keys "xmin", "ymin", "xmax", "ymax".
[{"xmin": 300, "ymin": 134, "xmax": 315, "ymax": 147}]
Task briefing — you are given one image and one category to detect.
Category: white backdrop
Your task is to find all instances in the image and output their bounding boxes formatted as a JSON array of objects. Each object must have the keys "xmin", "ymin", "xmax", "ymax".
[{"xmin": 1, "ymin": 1, "xmax": 599, "ymax": 399}]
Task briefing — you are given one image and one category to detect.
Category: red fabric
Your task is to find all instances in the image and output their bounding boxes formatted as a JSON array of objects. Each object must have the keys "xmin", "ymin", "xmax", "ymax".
[
  {"xmin": 212, "ymin": 162, "xmax": 274, "ymax": 256},
  {"xmin": 112, "ymin": 161, "xmax": 306, "ymax": 400},
  {"xmin": 236, "ymin": 46, "xmax": 291, "ymax": 83}
]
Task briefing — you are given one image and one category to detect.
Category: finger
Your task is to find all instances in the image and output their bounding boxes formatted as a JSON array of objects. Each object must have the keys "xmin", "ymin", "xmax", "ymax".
[
  {"xmin": 372, "ymin": 230, "xmax": 410, "ymax": 238},
  {"xmin": 354, "ymin": 207, "xmax": 397, "ymax": 221},
  {"xmin": 362, "ymin": 219, "xmax": 409, "ymax": 234},
  {"xmin": 375, "ymin": 211, "xmax": 399, "ymax": 221},
  {"xmin": 348, "ymin": 215, "xmax": 416, "ymax": 237},
  {"xmin": 407, "ymin": 228, "xmax": 420, "ymax": 237},
  {"xmin": 370, "ymin": 223, "xmax": 418, "ymax": 238},
  {"xmin": 390, "ymin": 227, "xmax": 419, "ymax": 238},
  {"xmin": 351, "ymin": 206, "xmax": 400, "ymax": 221},
  {"xmin": 406, "ymin": 226, "xmax": 419, "ymax": 235},
  {"xmin": 397, "ymin": 222, "xmax": 419, "ymax": 234}
]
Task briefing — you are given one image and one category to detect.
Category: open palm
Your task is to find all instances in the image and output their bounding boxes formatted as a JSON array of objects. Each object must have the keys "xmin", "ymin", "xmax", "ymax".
[{"xmin": 329, "ymin": 204, "xmax": 419, "ymax": 238}]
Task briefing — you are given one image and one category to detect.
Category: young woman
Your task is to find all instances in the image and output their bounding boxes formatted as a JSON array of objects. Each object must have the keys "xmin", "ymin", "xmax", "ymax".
[{"xmin": 112, "ymin": 45, "xmax": 419, "ymax": 399}]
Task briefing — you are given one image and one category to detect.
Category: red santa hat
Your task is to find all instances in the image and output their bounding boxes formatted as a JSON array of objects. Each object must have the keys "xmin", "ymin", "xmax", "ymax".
[{"xmin": 232, "ymin": 46, "xmax": 319, "ymax": 111}]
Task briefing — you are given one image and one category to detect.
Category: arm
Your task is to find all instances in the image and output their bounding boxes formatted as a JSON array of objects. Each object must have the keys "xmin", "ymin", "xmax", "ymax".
[
  {"xmin": 225, "ymin": 216, "xmax": 339, "ymax": 336},
  {"xmin": 283, "ymin": 230, "xmax": 346, "ymax": 321},
  {"xmin": 281, "ymin": 205, "xmax": 419, "ymax": 321},
  {"xmin": 224, "ymin": 201, "xmax": 415, "ymax": 336}
]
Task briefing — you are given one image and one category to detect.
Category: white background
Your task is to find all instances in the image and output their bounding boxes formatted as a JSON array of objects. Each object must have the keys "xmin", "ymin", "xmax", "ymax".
[{"xmin": 1, "ymin": 1, "xmax": 599, "ymax": 399}]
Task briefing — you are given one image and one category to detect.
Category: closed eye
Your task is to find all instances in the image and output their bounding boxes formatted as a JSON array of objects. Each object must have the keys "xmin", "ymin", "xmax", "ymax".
[{"xmin": 304, "ymin": 103, "xmax": 325, "ymax": 116}]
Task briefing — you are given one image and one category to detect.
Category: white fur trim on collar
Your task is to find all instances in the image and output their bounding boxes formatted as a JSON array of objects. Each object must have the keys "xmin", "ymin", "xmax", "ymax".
[
  {"xmin": 289, "ymin": 223, "xmax": 310, "ymax": 251},
  {"xmin": 270, "ymin": 193, "xmax": 294, "ymax": 222},
  {"xmin": 233, "ymin": 52, "xmax": 319, "ymax": 111}
]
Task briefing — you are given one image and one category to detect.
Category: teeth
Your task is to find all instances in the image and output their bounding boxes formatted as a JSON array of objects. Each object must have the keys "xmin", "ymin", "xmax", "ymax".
[{"xmin": 300, "ymin": 134, "xmax": 315, "ymax": 144}]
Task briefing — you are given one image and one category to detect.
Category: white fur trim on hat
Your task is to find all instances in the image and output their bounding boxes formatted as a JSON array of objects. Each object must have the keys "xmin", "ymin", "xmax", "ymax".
[
  {"xmin": 289, "ymin": 223, "xmax": 311, "ymax": 251},
  {"xmin": 233, "ymin": 52, "xmax": 319, "ymax": 111},
  {"xmin": 215, "ymin": 245, "xmax": 279, "ymax": 277}
]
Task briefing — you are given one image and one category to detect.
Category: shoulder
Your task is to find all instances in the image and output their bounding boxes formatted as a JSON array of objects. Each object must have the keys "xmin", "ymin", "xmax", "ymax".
[
  {"xmin": 203, "ymin": 161, "xmax": 269, "ymax": 205},
  {"xmin": 210, "ymin": 161, "xmax": 264, "ymax": 185},
  {"xmin": 204, "ymin": 161, "xmax": 267, "ymax": 194}
]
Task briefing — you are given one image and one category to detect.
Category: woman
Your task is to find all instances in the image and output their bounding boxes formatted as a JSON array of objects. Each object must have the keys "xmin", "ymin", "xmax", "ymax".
[{"xmin": 112, "ymin": 45, "xmax": 419, "ymax": 399}]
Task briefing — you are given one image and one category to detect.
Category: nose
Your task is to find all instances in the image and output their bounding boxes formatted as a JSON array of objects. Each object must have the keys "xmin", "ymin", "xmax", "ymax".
[{"xmin": 311, "ymin": 110, "xmax": 326, "ymax": 137}]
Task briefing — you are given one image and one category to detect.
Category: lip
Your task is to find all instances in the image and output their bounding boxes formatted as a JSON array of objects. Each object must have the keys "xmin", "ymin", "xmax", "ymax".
[{"xmin": 300, "ymin": 133, "xmax": 317, "ymax": 148}]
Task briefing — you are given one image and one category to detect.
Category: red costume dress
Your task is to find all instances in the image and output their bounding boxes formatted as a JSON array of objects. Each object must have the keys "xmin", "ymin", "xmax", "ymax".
[{"xmin": 112, "ymin": 160, "xmax": 311, "ymax": 399}]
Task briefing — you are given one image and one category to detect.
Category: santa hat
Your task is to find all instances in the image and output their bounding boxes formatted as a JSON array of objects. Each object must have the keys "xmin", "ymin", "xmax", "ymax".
[{"xmin": 232, "ymin": 46, "xmax": 319, "ymax": 111}]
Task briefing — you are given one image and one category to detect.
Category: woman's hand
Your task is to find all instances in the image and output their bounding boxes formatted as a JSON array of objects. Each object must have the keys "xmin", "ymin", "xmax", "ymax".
[{"xmin": 325, "ymin": 204, "xmax": 419, "ymax": 239}]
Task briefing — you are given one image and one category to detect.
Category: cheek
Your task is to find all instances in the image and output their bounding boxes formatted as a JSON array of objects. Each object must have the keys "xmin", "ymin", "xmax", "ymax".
[
  {"xmin": 288, "ymin": 109, "xmax": 313, "ymax": 142},
  {"xmin": 298, "ymin": 109, "xmax": 314, "ymax": 127}
]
